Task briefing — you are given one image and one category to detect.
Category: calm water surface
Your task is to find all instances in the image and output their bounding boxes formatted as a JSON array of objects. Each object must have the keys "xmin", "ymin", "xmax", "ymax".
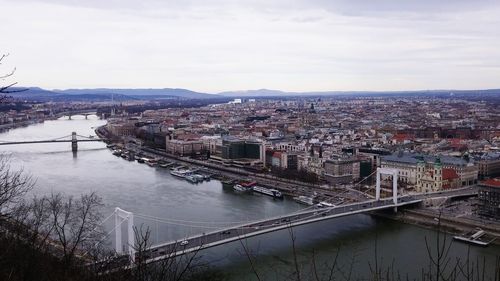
[{"xmin": 0, "ymin": 116, "xmax": 498, "ymax": 280}]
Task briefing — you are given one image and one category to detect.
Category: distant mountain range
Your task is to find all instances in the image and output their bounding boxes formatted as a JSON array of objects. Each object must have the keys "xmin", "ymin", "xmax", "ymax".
[
  {"xmin": 54, "ymin": 88, "xmax": 215, "ymax": 99},
  {"xmin": 6, "ymin": 87, "xmax": 217, "ymax": 101},
  {"xmin": 5, "ymin": 86, "xmax": 500, "ymax": 102},
  {"xmin": 218, "ymin": 89, "xmax": 289, "ymax": 97},
  {"xmin": 218, "ymin": 88, "xmax": 500, "ymax": 97}
]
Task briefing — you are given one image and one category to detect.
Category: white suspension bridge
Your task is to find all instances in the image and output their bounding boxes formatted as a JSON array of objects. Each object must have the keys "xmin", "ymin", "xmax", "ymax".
[{"xmin": 91, "ymin": 168, "xmax": 478, "ymax": 269}]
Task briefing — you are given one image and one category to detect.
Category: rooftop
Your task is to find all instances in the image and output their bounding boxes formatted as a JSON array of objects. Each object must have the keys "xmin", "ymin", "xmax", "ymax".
[
  {"xmin": 381, "ymin": 152, "xmax": 471, "ymax": 166},
  {"xmin": 480, "ymin": 178, "xmax": 500, "ymax": 188}
]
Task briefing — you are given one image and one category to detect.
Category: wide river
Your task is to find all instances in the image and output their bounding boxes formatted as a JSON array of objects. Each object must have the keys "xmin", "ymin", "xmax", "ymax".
[{"xmin": 1, "ymin": 116, "xmax": 498, "ymax": 280}]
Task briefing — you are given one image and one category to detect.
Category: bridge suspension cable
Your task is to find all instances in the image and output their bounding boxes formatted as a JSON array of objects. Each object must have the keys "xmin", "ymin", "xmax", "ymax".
[
  {"xmin": 136, "ymin": 215, "xmax": 233, "ymax": 229},
  {"xmin": 355, "ymin": 170, "xmax": 378, "ymax": 187},
  {"xmin": 0, "ymin": 133, "xmax": 102, "ymax": 146},
  {"xmin": 134, "ymin": 205, "xmax": 333, "ymax": 232},
  {"xmin": 95, "ymin": 218, "xmax": 126, "ymax": 247},
  {"xmin": 80, "ymin": 212, "xmax": 116, "ymax": 243},
  {"xmin": 134, "ymin": 213, "xmax": 254, "ymax": 229},
  {"xmin": 76, "ymin": 134, "xmax": 98, "ymax": 139},
  {"xmin": 50, "ymin": 135, "xmax": 73, "ymax": 140},
  {"xmin": 0, "ymin": 135, "xmax": 72, "ymax": 143},
  {"xmin": 80, "ymin": 211, "xmax": 125, "ymax": 258}
]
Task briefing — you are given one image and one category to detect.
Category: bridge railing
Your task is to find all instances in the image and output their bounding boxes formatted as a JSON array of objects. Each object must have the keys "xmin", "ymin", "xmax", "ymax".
[{"xmin": 146, "ymin": 196, "xmax": 419, "ymax": 251}]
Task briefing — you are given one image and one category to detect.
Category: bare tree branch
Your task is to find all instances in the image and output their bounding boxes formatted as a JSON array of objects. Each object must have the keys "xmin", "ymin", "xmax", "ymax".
[{"xmin": 0, "ymin": 154, "xmax": 34, "ymax": 217}]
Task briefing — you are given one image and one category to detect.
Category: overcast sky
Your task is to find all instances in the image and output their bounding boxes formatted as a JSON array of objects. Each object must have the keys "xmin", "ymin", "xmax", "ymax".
[{"xmin": 1, "ymin": 0, "xmax": 500, "ymax": 93}]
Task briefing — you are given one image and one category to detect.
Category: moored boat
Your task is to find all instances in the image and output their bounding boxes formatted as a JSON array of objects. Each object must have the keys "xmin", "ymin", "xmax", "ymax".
[
  {"xmin": 453, "ymin": 228, "xmax": 493, "ymax": 247},
  {"xmin": 233, "ymin": 180, "xmax": 257, "ymax": 192},
  {"xmin": 221, "ymin": 178, "xmax": 237, "ymax": 188},
  {"xmin": 192, "ymin": 174, "xmax": 205, "ymax": 182},
  {"xmin": 170, "ymin": 168, "xmax": 193, "ymax": 179},
  {"xmin": 145, "ymin": 158, "xmax": 158, "ymax": 167},
  {"xmin": 252, "ymin": 186, "xmax": 283, "ymax": 199},
  {"xmin": 293, "ymin": 195, "xmax": 315, "ymax": 206},
  {"xmin": 233, "ymin": 184, "xmax": 250, "ymax": 192},
  {"xmin": 171, "ymin": 170, "xmax": 187, "ymax": 178},
  {"xmin": 185, "ymin": 175, "xmax": 199, "ymax": 183},
  {"xmin": 317, "ymin": 201, "xmax": 335, "ymax": 208}
]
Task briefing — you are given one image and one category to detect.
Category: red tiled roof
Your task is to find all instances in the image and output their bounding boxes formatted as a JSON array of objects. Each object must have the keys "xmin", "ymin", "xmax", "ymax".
[
  {"xmin": 442, "ymin": 168, "xmax": 459, "ymax": 180},
  {"xmin": 177, "ymin": 133, "xmax": 201, "ymax": 141},
  {"xmin": 448, "ymin": 138, "xmax": 467, "ymax": 149},
  {"xmin": 392, "ymin": 134, "xmax": 414, "ymax": 142},
  {"xmin": 481, "ymin": 178, "xmax": 500, "ymax": 188}
]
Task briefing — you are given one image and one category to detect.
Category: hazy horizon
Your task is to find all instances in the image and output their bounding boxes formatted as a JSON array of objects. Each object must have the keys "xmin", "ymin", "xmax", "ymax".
[
  {"xmin": 16, "ymin": 85, "xmax": 500, "ymax": 96},
  {"xmin": 2, "ymin": 0, "xmax": 500, "ymax": 93}
]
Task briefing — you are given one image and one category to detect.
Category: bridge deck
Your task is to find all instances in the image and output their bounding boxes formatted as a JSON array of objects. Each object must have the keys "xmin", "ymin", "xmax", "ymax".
[
  {"xmin": 141, "ymin": 198, "xmax": 420, "ymax": 264},
  {"xmin": 0, "ymin": 139, "xmax": 102, "ymax": 145},
  {"xmin": 138, "ymin": 186, "xmax": 477, "ymax": 264}
]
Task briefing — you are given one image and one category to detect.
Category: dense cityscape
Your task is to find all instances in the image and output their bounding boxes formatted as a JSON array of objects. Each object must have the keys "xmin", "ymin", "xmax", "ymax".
[
  {"xmin": 103, "ymin": 94, "xmax": 500, "ymax": 213},
  {"xmin": 0, "ymin": 87, "xmax": 499, "ymax": 279}
]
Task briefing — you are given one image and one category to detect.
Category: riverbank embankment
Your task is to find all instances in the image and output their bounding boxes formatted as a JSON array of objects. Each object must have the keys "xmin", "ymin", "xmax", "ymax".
[{"xmin": 374, "ymin": 207, "xmax": 500, "ymax": 246}]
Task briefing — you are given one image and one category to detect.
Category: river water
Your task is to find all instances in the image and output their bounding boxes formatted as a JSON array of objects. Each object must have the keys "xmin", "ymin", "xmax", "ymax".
[{"xmin": 0, "ymin": 116, "xmax": 498, "ymax": 280}]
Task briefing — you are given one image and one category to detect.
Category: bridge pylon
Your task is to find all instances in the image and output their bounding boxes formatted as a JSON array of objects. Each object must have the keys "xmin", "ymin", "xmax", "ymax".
[
  {"xmin": 71, "ymin": 132, "xmax": 78, "ymax": 152},
  {"xmin": 114, "ymin": 208, "xmax": 135, "ymax": 263},
  {"xmin": 376, "ymin": 168, "xmax": 399, "ymax": 206}
]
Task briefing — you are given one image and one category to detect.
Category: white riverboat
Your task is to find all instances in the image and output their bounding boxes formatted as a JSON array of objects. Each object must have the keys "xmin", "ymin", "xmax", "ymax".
[
  {"xmin": 252, "ymin": 186, "xmax": 283, "ymax": 199},
  {"xmin": 293, "ymin": 195, "xmax": 315, "ymax": 206},
  {"xmin": 185, "ymin": 175, "xmax": 199, "ymax": 183},
  {"xmin": 170, "ymin": 168, "xmax": 192, "ymax": 179},
  {"xmin": 233, "ymin": 184, "xmax": 250, "ymax": 192},
  {"xmin": 317, "ymin": 201, "xmax": 336, "ymax": 208}
]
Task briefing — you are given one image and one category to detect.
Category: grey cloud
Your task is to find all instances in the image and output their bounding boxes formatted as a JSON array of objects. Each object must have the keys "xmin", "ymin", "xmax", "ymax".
[
  {"xmin": 14, "ymin": 0, "xmax": 500, "ymax": 13},
  {"xmin": 303, "ymin": 0, "xmax": 499, "ymax": 14}
]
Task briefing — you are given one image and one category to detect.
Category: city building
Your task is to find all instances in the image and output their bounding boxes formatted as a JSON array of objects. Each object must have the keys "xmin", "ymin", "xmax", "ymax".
[
  {"xmin": 265, "ymin": 150, "xmax": 298, "ymax": 170},
  {"xmin": 165, "ymin": 139, "xmax": 204, "ymax": 156},
  {"xmin": 220, "ymin": 137, "xmax": 262, "ymax": 160},
  {"xmin": 324, "ymin": 156, "xmax": 361, "ymax": 184},
  {"xmin": 477, "ymin": 178, "xmax": 500, "ymax": 220},
  {"xmin": 106, "ymin": 119, "xmax": 137, "ymax": 137},
  {"xmin": 476, "ymin": 152, "xmax": 500, "ymax": 179},
  {"xmin": 381, "ymin": 152, "xmax": 478, "ymax": 189}
]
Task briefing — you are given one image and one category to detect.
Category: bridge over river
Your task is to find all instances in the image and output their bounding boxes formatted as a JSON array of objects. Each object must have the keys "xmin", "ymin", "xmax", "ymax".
[
  {"xmin": 0, "ymin": 132, "xmax": 104, "ymax": 151},
  {"xmin": 56, "ymin": 108, "xmax": 99, "ymax": 119},
  {"xmin": 106, "ymin": 184, "xmax": 477, "ymax": 268}
]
